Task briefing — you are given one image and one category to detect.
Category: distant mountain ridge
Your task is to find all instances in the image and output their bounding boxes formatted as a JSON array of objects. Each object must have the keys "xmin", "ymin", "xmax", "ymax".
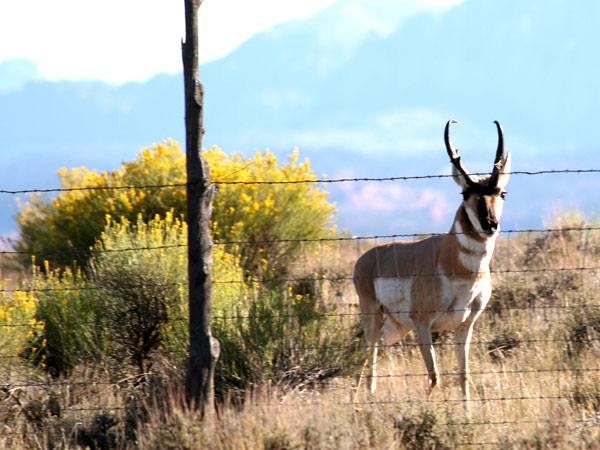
[{"xmin": 1, "ymin": 0, "xmax": 599, "ymax": 236}]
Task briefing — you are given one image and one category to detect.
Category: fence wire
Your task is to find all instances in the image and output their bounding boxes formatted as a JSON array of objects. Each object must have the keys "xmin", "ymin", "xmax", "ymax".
[
  {"xmin": 1, "ymin": 168, "xmax": 600, "ymax": 195},
  {"xmin": 2, "ymin": 168, "xmax": 600, "ymax": 447},
  {"xmin": 0, "ymin": 225, "xmax": 598, "ymax": 257}
]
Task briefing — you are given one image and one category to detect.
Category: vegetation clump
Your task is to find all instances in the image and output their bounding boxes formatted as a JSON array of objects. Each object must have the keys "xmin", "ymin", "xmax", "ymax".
[
  {"xmin": 15, "ymin": 142, "xmax": 336, "ymax": 277},
  {"xmin": 3, "ymin": 145, "xmax": 600, "ymax": 448}
]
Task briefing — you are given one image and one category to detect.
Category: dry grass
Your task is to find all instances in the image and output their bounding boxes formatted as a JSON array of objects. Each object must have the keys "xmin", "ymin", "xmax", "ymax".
[
  {"xmin": 136, "ymin": 216, "xmax": 600, "ymax": 449},
  {"xmin": 136, "ymin": 373, "xmax": 600, "ymax": 449},
  {"xmin": 4, "ymin": 213, "xmax": 600, "ymax": 448},
  {"xmin": 0, "ymin": 253, "xmax": 28, "ymax": 290}
]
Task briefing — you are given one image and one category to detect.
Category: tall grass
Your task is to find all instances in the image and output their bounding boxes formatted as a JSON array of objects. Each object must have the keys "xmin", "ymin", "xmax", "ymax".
[
  {"xmin": 136, "ymin": 213, "xmax": 600, "ymax": 449},
  {"xmin": 3, "ymin": 212, "xmax": 600, "ymax": 448},
  {"xmin": 0, "ymin": 211, "xmax": 362, "ymax": 448}
]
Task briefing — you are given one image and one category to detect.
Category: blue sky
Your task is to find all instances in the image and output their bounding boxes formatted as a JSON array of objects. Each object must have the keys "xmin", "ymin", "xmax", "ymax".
[
  {"xmin": 0, "ymin": 0, "xmax": 462, "ymax": 84},
  {"xmin": 1, "ymin": 0, "xmax": 597, "ymax": 238}
]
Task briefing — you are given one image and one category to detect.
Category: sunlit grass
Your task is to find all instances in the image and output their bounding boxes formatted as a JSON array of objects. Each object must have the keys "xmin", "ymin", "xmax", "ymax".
[{"xmin": 3, "ymin": 212, "xmax": 600, "ymax": 448}]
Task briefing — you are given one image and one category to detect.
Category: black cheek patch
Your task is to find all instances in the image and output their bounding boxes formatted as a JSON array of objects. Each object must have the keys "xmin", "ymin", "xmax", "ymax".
[
  {"xmin": 477, "ymin": 196, "xmax": 500, "ymax": 232},
  {"xmin": 477, "ymin": 197, "xmax": 489, "ymax": 230},
  {"xmin": 477, "ymin": 197, "xmax": 488, "ymax": 224}
]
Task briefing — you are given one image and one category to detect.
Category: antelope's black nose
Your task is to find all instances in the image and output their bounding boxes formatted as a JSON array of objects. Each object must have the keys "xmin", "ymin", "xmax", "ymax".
[{"xmin": 481, "ymin": 218, "xmax": 498, "ymax": 234}]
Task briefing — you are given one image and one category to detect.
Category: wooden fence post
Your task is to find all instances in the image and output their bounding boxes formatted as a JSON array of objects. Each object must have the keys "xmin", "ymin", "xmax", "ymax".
[{"xmin": 182, "ymin": 0, "xmax": 220, "ymax": 414}]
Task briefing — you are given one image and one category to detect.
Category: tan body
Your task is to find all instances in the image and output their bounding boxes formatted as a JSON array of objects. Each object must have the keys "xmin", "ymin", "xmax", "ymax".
[{"xmin": 353, "ymin": 120, "xmax": 511, "ymax": 399}]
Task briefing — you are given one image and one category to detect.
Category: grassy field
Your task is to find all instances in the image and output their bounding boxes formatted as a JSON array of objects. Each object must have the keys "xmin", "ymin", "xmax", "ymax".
[{"xmin": 2, "ymin": 214, "xmax": 600, "ymax": 448}]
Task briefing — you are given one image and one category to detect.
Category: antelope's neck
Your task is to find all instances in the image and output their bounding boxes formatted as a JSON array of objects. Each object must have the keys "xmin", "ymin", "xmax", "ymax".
[{"xmin": 449, "ymin": 205, "xmax": 497, "ymax": 274}]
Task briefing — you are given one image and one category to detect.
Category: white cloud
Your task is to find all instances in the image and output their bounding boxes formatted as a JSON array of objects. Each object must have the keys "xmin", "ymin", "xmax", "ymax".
[
  {"xmin": 0, "ymin": 0, "xmax": 340, "ymax": 83},
  {"xmin": 1, "ymin": 1, "xmax": 181, "ymax": 82},
  {"xmin": 0, "ymin": 0, "xmax": 463, "ymax": 84},
  {"xmin": 330, "ymin": 0, "xmax": 464, "ymax": 40},
  {"xmin": 337, "ymin": 181, "xmax": 453, "ymax": 223}
]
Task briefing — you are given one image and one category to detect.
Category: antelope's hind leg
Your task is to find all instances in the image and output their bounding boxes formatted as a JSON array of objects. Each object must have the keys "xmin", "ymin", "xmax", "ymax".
[
  {"xmin": 362, "ymin": 317, "xmax": 411, "ymax": 394},
  {"xmin": 414, "ymin": 322, "xmax": 440, "ymax": 396},
  {"xmin": 379, "ymin": 318, "xmax": 411, "ymax": 389},
  {"xmin": 355, "ymin": 296, "xmax": 384, "ymax": 393}
]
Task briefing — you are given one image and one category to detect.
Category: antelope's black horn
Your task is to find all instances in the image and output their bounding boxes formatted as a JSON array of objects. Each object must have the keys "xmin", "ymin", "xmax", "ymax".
[
  {"xmin": 489, "ymin": 120, "xmax": 507, "ymax": 186},
  {"xmin": 445, "ymin": 120, "xmax": 476, "ymax": 187},
  {"xmin": 493, "ymin": 120, "xmax": 505, "ymax": 166}
]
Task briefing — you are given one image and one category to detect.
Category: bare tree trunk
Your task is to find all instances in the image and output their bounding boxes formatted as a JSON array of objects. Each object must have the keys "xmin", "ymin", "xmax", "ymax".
[{"xmin": 182, "ymin": 0, "xmax": 219, "ymax": 414}]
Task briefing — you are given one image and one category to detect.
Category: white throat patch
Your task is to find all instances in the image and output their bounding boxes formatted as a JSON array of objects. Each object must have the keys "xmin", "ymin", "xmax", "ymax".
[{"xmin": 454, "ymin": 219, "xmax": 496, "ymax": 256}]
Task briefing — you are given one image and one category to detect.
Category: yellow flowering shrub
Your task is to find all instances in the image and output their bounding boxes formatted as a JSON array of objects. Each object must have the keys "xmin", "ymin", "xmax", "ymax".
[
  {"xmin": 0, "ymin": 280, "xmax": 44, "ymax": 362},
  {"xmin": 16, "ymin": 141, "xmax": 336, "ymax": 278},
  {"xmin": 16, "ymin": 140, "xmax": 186, "ymax": 267},
  {"xmin": 204, "ymin": 146, "xmax": 336, "ymax": 276},
  {"xmin": 30, "ymin": 212, "xmax": 251, "ymax": 375}
]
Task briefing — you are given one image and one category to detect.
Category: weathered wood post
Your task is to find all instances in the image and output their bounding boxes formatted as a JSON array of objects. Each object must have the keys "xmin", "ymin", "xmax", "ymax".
[{"xmin": 182, "ymin": 0, "xmax": 220, "ymax": 414}]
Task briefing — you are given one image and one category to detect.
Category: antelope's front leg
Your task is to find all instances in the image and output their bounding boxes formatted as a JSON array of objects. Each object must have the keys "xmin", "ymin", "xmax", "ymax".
[
  {"xmin": 455, "ymin": 321, "xmax": 474, "ymax": 401},
  {"xmin": 414, "ymin": 322, "xmax": 439, "ymax": 396},
  {"xmin": 456, "ymin": 295, "xmax": 486, "ymax": 402}
]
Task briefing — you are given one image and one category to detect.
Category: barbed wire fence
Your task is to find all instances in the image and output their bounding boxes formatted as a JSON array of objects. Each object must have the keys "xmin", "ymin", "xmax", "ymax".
[{"xmin": 1, "ymin": 168, "xmax": 600, "ymax": 446}]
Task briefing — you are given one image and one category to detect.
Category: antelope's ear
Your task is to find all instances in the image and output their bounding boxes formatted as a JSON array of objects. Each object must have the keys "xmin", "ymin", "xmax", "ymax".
[
  {"xmin": 451, "ymin": 163, "xmax": 471, "ymax": 190},
  {"xmin": 496, "ymin": 152, "xmax": 511, "ymax": 189}
]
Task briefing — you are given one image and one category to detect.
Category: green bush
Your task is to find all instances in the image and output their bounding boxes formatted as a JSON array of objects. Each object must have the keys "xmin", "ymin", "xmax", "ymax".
[
  {"xmin": 92, "ymin": 213, "xmax": 189, "ymax": 375},
  {"xmin": 18, "ymin": 141, "xmax": 346, "ymax": 389},
  {"xmin": 213, "ymin": 279, "xmax": 364, "ymax": 399},
  {"xmin": 29, "ymin": 213, "xmax": 191, "ymax": 376},
  {"xmin": 28, "ymin": 213, "xmax": 361, "ymax": 391},
  {"xmin": 30, "ymin": 262, "xmax": 107, "ymax": 375}
]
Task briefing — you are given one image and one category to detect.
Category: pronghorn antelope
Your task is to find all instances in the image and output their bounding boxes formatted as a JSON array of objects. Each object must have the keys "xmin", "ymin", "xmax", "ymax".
[{"xmin": 353, "ymin": 120, "xmax": 511, "ymax": 400}]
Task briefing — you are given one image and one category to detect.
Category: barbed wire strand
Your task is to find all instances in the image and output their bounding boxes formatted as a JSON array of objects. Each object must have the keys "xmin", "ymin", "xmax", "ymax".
[
  {"xmin": 3, "ymin": 366, "xmax": 600, "ymax": 389},
  {"xmin": 2, "ymin": 262, "xmax": 597, "ymax": 293},
  {"xmin": 2, "ymin": 169, "xmax": 600, "ymax": 440},
  {"xmin": 2, "ymin": 168, "xmax": 600, "ymax": 196},
  {"xmin": 1, "ymin": 261, "xmax": 600, "ymax": 329},
  {"xmin": 2, "ymin": 225, "xmax": 597, "ymax": 257}
]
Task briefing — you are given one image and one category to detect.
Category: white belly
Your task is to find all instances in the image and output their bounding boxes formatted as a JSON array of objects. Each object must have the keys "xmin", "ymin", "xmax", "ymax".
[
  {"xmin": 373, "ymin": 274, "xmax": 491, "ymax": 331},
  {"xmin": 373, "ymin": 277, "xmax": 414, "ymax": 328}
]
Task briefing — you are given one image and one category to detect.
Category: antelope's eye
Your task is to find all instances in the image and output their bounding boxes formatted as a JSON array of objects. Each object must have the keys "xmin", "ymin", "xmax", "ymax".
[{"xmin": 500, "ymin": 191, "xmax": 507, "ymax": 200}]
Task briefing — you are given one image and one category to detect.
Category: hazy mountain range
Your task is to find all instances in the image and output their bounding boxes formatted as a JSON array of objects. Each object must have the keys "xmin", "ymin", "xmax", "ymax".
[{"xmin": 1, "ymin": 0, "xmax": 600, "ymax": 238}]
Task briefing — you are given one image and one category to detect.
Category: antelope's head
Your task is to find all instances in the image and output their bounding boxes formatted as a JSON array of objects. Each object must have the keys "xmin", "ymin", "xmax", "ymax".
[{"xmin": 445, "ymin": 120, "xmax": 512, "ymax": 236}]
